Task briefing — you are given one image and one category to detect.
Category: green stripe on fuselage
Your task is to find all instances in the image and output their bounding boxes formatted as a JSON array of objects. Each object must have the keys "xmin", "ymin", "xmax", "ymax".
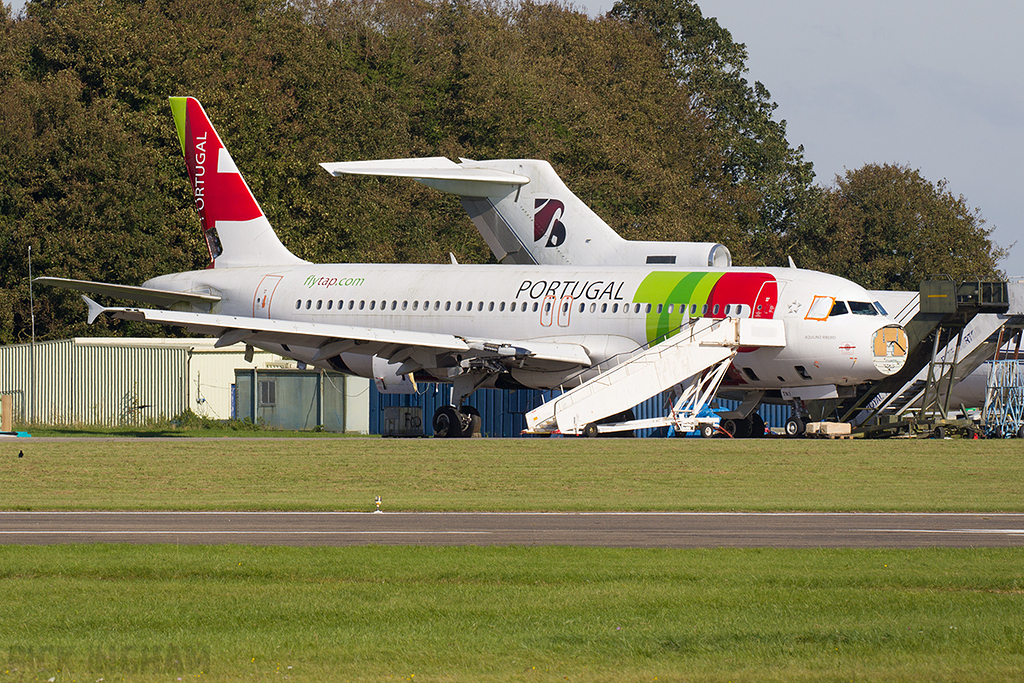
[{"xmin": 633, "ymin": 271, "xmax": 725, "ymax": 343}]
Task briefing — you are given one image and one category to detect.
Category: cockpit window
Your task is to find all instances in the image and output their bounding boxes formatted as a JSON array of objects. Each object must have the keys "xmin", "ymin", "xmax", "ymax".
[
  {"xmin": 849, "ymin": 301, "xmax": 878, "ymax": 316},
  {"xmin": 829, "ymin": 301, "xmax": 848, "ymax": 316},
  {"xmin": 805, "ymin": 295, "xmax": 835, "ymax": 321},
  {"xmin": 873, "ymin": 301, "xmax": 888, "ymax": 316}
]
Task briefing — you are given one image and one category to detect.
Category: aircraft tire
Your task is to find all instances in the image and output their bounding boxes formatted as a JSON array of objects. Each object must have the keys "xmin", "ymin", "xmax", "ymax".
[
  {"xmin": 432, "ymin": 405, "xmax": 465, "ymax": 438},
  {"xmin": 462, "ymin": 406, "xmax": 482, "ymax": 438},
  {"xmin": 749, "ymin": 413, "xmax": 765, "ymax": 438},
  {"xmin": 784, "ymin": 417, "xmax": 805, "ymax": 438},
  {"xmin": 722, "ymin": 418, "xmax": 751, "ymax": 439}
]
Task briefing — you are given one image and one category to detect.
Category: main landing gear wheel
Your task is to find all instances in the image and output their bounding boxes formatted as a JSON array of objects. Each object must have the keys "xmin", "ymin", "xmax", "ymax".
[
  {"xmin": 462, "ymin": 405, "xmax": 482, "ymax": 438},
  {"xmin": 722, "ymin": 417, "xmax": 752, "ymax": 439},
  {"xmin": 432, "ymin": 405, "xmax": 465, "ymax": 438},
  {"xmin": 749, "ymin": 413, "xmax": 765, "ymax": 438},
  {"xmin": 784, "ymin": 416, "xmax": 806, "ymax": 438}
]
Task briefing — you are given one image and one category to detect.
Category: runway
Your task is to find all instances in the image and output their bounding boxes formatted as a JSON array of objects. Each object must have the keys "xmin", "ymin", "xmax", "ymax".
[{"xmin": 2, "ymin": 511, "xmax": 1023, "ymax": 548}]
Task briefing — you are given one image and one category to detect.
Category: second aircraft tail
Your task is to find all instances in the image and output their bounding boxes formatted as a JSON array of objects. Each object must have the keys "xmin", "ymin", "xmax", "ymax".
[{"xmin": 321, "ymin": 157, "xmax": 730, "ymax": 268}]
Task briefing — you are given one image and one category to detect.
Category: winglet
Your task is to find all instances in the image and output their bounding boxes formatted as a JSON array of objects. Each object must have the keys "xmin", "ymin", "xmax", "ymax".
[{"xmin": 83, "ymin": 295, "xmax": 107, "ymax": 324}]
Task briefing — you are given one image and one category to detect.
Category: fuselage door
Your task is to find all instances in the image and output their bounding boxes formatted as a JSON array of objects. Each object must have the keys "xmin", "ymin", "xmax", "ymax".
[
  {"xmin": 253, "ymin": 274, "xmax": 284, "ymax": 318},
  {"xmin": 557, "ymin": 296, "xmax": 573, "ymax": 327},
  {"xmin": 540, "ymin": 294, "xmax": 556, "ymax": 327}
]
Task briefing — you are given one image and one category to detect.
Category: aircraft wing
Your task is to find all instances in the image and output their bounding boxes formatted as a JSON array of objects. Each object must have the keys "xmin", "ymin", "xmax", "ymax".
[
  {"xmin": 83, "ymin": 298, "xmax": 592, "ymax": 370},
  {"xmin": 36, "ymin": 277, "xmax": 220, "ymax": 308},
  {"xmin": 320, "ymin": 158, "xmax": 529, "ymax": 198}
]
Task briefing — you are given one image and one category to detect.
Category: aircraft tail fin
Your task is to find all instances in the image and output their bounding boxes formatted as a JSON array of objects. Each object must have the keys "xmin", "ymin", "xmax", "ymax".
[
  {"xmin": 322, "ymin": 158, "xmax": 729, "ymax": 267},
  {"xmin": 169, "ymin": 97, "xmax": 305, "ymax": 268},
  {"xmin": 322, "ymin": 158, "xmax": 627, "ymax": 265}
]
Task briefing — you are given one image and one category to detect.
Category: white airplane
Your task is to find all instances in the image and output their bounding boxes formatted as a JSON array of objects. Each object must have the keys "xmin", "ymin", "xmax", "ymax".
[
  {"xmin": 322, "ymin": 155, "xmax": 906, "ymax": 431},
  {"xmin": 321, "ymin": 157, "xmax": 733, "ymax": 269},
  {"xmin": 39, "ymin": 97, "xmax": 909, "ymax": 438}
]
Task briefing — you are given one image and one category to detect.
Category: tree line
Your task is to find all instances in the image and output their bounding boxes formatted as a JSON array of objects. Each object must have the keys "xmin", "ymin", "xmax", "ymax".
[{"xmin": 0, "ymin": 0, "xmax": 1006, "ymax": 342}]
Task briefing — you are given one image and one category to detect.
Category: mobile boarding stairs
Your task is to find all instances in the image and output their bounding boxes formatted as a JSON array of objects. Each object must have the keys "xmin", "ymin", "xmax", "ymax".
[
  {"xmin": 842, "ymin": 279, "xmax": 1022, "ymax": 438},
  {"xmin": 524, "ymin": 317, "xmax": 786, "ymax": 436}
]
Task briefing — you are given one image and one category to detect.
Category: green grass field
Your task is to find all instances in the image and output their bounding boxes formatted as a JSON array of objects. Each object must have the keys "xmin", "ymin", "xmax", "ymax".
[
  {"xmin": 3, "ymin": 438, "xmax": 1022, "ymax": 511},
  {"xmin": 1, "ymin": 437, "xmax": 1023, "ymax": 682}
]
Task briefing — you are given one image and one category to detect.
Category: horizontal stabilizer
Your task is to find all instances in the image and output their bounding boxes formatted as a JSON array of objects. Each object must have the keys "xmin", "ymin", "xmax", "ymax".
[
  {"xmin": 37, "ymin": 277, "xmax": 220, "ymax": 308},
  {"xmin": 320, "ymin": 158, "xmax": 529, "ymax": 198}
]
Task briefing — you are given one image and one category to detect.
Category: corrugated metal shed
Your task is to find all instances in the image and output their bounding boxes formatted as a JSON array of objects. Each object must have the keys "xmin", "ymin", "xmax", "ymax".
[
  {"xmin": 0, "ymin": 338, "xmax": 186, "ymax": 425},
  {"xmin": 0, "ymin": 337, "xmax": 369, "ymax": 428}
]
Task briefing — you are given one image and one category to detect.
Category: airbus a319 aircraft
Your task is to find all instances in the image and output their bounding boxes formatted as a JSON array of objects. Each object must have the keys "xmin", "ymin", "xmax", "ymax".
[{"xmin": 40, "ymin": 97, "xmax": 908, "ymax": 438}]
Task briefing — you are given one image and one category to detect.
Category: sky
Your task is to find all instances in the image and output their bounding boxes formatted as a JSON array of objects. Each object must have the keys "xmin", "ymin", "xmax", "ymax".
[
  {"xmin": 6, "ymin": 0, "xmax": 1021, "ymax": 277},
  {"xmin": 574, "ymin": 0, "xmax": 1024, "ymax": 277}
]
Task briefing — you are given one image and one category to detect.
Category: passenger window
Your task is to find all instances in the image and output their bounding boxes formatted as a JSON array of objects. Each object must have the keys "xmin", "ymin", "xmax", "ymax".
[
  {"xmin": 316, "ymin": 300, "xmax": 322, "ymax": 310},
  {"xmin": 579, "ymin": 303, "xmax": 585, "ymax": 313},
  {"xmin": 327, "ymin": 300, "xmax": 333, "ymax": 310},
  {"xmin": 456, "ymin": 302, "xmax": 462, "ymax": 311},
  {"xmin": 370, "ymin": 300, "xmax": 376, "ymax": 310},
  {"xmin": 445, "ymin": 301, "xmax": 451, "ymax": 311},
  {"xmin": 489, "ymin": 302, "xmax": 495, "ymax": 312},
  {"xmin": 712, "ymin": 304, "xmax": 720, "ymax": 316},
  {"xmin": 412, "ymin": 301, "xmax": 418, "ymax": 311},
  {"xmin": 358, "ymin": 300, "xmax": 365, "ymax": 310},
  {"xmin": 295, "ymin": 300, "xmax": 301, "ymax": 309}
]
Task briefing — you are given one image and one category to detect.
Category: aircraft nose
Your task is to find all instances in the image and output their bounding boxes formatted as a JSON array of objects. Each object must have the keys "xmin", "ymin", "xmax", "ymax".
[{"xmin": 871, "ymin": 324, "xmax": 909, "ymax": 375}]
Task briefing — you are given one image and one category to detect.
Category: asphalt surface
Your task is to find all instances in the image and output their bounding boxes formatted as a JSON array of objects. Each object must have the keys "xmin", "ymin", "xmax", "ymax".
[{"xmin": 2, "ymin": 511, "xmax": 1023, "ymax": 548}]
